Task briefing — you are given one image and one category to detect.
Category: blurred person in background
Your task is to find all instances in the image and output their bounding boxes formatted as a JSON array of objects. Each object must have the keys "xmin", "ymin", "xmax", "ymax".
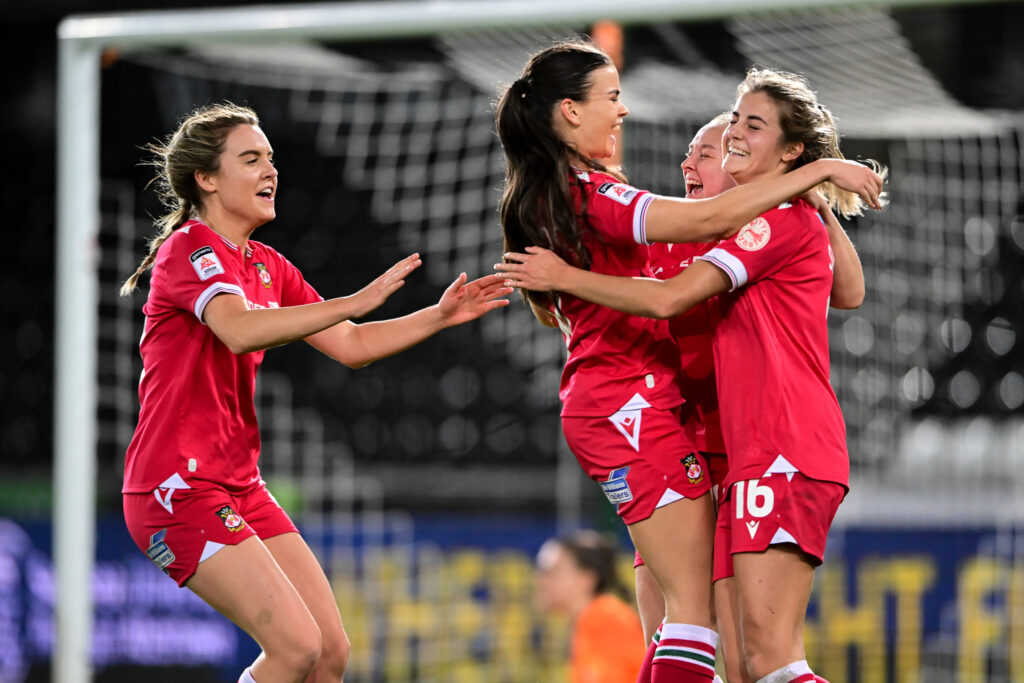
[
  {"xmin": 498, "ymin": 67, "xmax": 883, "ymax": 683},
  {"xmin": 119, "ymin": 102, "xmax": 510, "ymax": 683},
  {"xmin": 494, "ymin": 38, "xmax": 880, "ymax": 683},
  {"xmin": 535, "ymin": 530, "xmax": 646, "ymax": 683}
]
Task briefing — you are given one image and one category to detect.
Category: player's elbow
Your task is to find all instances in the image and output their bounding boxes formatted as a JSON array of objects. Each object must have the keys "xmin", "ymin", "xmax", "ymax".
[
  {"xmin": 218, "ymin": 332, "xmax": 262, "ymax": 356},
  {"xmin": 648, "ymin": 295, "xmax": 686, "ymax": 319},
  {"xmin": 830, "ymin": 286, "xmax": 866, "ymax": 310}
]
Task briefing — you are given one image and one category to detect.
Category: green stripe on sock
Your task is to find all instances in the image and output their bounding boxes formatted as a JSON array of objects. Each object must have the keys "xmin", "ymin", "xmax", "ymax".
[{"xmin": 653, "ymin": 648, "xmax": 715, "ymax": 668}]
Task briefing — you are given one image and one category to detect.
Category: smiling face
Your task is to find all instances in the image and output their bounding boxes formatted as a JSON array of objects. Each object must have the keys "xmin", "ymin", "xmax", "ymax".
[
  {"xmin": 722, "ymin": 90, "xmax": 803, "ymax": 186},
  {"xmin": 197, "ymin": 124, "xmax": 278, "ymax": 230},
  {"xmin": 556, "ymin": 64, "xmax": 629, "ymax": 161},
  {"xmin": 680, "ymin": 122, "xmax": 736, "ymax": 199}
]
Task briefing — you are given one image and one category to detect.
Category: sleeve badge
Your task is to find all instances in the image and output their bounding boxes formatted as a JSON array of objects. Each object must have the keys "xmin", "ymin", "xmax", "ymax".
[
  {"xmin": 735, "ymin": 217, "xmax": 771, "ymax": 251},
  {"xmin": 189, "ymin": 246, "xmax": 226, "ymax": 281}
]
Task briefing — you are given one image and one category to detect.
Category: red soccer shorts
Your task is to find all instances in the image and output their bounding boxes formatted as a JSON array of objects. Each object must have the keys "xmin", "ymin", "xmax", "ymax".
[
  {"xmin": 563, "ymin": 399, "xmax": 710, "ymax": 526},
  {"xmin": 634, "ymin": 452, "xmax": 727, "ymax": 567},
  {"xmin": 713, "ymin": 472, "xmax": 845, "ymax": 582},
  {"xmin": 124, "ymin": 479, "xmax": 298, "ymax": 586}
]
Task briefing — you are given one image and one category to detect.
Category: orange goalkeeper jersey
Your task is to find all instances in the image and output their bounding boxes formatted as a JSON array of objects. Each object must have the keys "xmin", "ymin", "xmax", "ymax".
[{"xmin": 570, "ymin": 594, "xmax": 647, "ymax": 683}]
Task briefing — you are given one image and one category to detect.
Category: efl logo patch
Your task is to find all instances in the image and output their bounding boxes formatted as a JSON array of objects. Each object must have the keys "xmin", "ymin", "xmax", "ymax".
[
  {"xmin": 596, "ymin": 182, "xmax": 640, "ymax": 206},
  {"xmin": 146, "ymin": 529, "xmax": 176, "ymax": 571},
  {"xmin": 681, "ymin": 453, "xmax": 704, "ymax": 484},
  {"xmin": 735, "ymin": 217, "xmax": 771, "ymax": 251},
  {"xmin": 253, "ymin": 262, "xmax": 273, "ymax": 288},
  {"xmin": 600, "ymin": 466, "xmax": 633, "ymax": 505},
  {"xmin": 189, "ymin": 246, "xmax": 225, "ymax": 281},
  {"xmin": 216, "ymin": 505, "xmax": 246, "ymax": 532}
]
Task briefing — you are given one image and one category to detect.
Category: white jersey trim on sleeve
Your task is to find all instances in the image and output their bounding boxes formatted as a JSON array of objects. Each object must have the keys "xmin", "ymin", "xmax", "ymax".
[
  {"xmin": 633, "ymin": 193, "xmax": 657, "ymax": 245},
  {"xmin": 194, "ymin": 282, "xmax": 245, "ymax": 323},
  {"xmin": 696, "ymin": 248, "xmax": 748, "ymax": 291}
]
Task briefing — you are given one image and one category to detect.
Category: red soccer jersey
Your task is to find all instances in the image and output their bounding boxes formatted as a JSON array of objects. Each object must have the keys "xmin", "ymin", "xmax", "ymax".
[
  {"xmin": 696, "ymin": 199, "xmax": 849, "ymax": 488},
  {"xmin": 557, "ymin": 171, "xmax": 684, "ymax": 416},
  {"xmin": 647, "ymin": 242, "xmax": 725, "ymax": 453},
  {"xmin": 122, "ymin": 220, "xmax": 322, "ymax": 494}
]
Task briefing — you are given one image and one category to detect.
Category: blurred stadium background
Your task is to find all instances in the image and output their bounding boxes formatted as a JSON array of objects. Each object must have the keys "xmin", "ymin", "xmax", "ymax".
[{"xmin": 3, "ymin": 0, "xmax": 1024, "ymax": 681}]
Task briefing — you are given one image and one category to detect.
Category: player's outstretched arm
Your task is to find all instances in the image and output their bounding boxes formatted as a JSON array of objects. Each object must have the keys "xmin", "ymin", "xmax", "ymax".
[
  {"xmin": 497, "ymin": 246, "xmax": 730, "ymax": 320},
  {"xmin": 205, "ymin": 253, "xmax": 422, "ymax": 354},
  {"xmin": 644, "ymin": 158, "xmax": 884, "ymax": 245},
  {"xmin": 305, "ymin": 273, "xmax": 511, "ymax": 368}
]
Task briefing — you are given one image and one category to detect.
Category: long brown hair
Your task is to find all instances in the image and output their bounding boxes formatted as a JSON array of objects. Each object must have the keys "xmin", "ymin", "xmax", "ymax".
[
  {"xmin": 737, "ymin": 67, "xmax": 880, "ymax": 218},
  {"xmin": 120, "ymin": 102, "xmax": 260, "ymax": 296},
  {"xmin": 495, "ymin": 39, "xmax": 620, "ymax": 313}
]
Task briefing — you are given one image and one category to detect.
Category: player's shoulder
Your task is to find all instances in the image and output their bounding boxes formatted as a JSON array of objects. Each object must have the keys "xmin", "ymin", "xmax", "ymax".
[
  {"xmin": 577, "ymin": 170, "xmax": 646, "ymax": 208},
  {"xmin": 161, "ymin": 219, "xmax": 221, "ymax": 253},
  {"xmin": 764, "ymin": 198, "xmax": 820, "ymax": 224}
]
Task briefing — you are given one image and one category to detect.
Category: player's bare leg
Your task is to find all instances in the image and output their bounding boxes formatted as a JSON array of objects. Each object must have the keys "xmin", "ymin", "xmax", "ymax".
[
  {"xmin": 629, "ymin": 493, "xmax": 717, "ymax": 681},
  {"xmin": 635, "ymin": 563, "xmax": 667, "ymax": 645},
  {"xmin": 714, "ymin": 576, "xmax": 752, "ymax": 683},
  {"xmin": 732, "ymin": 545, "xmax": 815, "ymax": 681},
  {"xmin": 187, "ymin": 536, "xmax": 322, "ymax": 683},
  {"xmin": 265, "ymin": 532, "xmax": 351, "ymax": 682}
]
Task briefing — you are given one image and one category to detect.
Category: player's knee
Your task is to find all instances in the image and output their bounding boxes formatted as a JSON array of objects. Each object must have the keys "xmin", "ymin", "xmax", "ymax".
[
  {"xmin": 738, "ymin": 619, "xmax": 774, "ymax": 680},
  {"xmin": 318, "ymin": 630, "xmax": 351, "ymax": 679},
  {"xmin": 272, "ymin": 625, "xmax": 322, "ymax": 676}
]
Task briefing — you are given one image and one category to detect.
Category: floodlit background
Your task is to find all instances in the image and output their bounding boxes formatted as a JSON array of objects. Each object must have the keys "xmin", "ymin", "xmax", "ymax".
[{"xmin": 3, "ymin": 0, "xmax": 1024, "ymax": 681}]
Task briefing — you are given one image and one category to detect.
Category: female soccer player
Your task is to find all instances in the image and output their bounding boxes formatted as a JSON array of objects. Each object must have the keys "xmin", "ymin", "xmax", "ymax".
[
  {"xmin": 120, "ymin": 102, "xmax": 510, "ymax": 683},
  {"xmin": 535, "ymin": 530, "xmax": 647, "ymax": 683},
  {"xmin": 497, "ymin": 67, "xmax": 882, "ymax": 683},
  {"xmin": 495, "ymin": 39, "xmax": 881, "ymax": 683},
  {"xmin": 636, "ymin": 112, "xmax": 865, "ymax": 683}
]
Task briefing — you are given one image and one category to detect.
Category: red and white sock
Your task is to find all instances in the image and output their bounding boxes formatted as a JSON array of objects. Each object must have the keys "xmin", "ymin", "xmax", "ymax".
[
  {"xmin": 636, "ymin": 623, "xmax": 662, "ymax": 683},
  {"xmin": 755, "ymin": 660, "xmax": 816, "ymax": 683},
  {"xmin": 651, "ymin": 622, "xmax": 717, "ymax": 682},
  {"xmin": 238, "ymin": 666, "xmax": 257, "ymax": 683}
]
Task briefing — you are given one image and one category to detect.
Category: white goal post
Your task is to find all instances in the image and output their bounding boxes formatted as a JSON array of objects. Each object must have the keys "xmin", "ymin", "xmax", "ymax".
[{"xmin": 53, "ymin": 0, "xmax": 1002, "ymax": 681}]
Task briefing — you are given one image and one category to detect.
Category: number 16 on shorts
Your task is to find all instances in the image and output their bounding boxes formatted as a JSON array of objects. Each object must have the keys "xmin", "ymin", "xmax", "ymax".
[{"xmin": 733, "ymin": 478, "xmax": 775, "ymax": 539}]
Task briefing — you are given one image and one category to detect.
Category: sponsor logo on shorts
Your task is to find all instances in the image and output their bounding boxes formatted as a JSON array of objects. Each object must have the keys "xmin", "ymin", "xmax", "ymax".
[
  {"xmin": 146, "ymin": 529, "xmax": 176, "ymax": 571},
  {"xmin": 596, "ymin": 182, "xmax": 640, "ymax": 206},
  {"xmin": 253, "ymin": 262, "xmax": 273, "ymax": 288},
  {"xmin": 735, "ymin": 217, "xmax": 771, "ymax": 251},
  {"xmin": 216, "ymin": 505, "xmax": 246, "ymax": 532},
  {"xmin": 189, "ymin": 246, "xmax": 225, "ymax": 281},
  {"xmin": 600, "ymin": 466, "xmax": 633, "ymax": 505},
  {"xmin": 681, "ymin": 453, "xmax": 704, "ymax": 484}
]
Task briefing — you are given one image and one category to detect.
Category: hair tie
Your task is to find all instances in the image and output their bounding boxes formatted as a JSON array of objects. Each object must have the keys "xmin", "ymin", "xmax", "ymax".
[{"xmin": 513, "ymin": 77, "xmax": 532, "ymax": 99}]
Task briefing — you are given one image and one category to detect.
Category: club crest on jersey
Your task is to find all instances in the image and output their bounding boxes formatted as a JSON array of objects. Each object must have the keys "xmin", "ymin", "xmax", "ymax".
[
  {"xmin": 189, "ymin": 246, "xmax": 225, "ymax": 281},
  {"xmin": 735, "ymin": 217, "xmax": 771, "ymax": 251},
  {"xmin": 596, "ymin": 182, "xmax": 639, "ymax": 206},
  {"xmin": 253, "ymin": 262, "xmax": 273, "ymax": 288},
  {"xmin": 216, "ymin": 505, "xmax": 246, "ymax": 532},
  {"xmin": 146, "ymin": 529, "xmax": 175, "ymax": 571},
  {"xmin": 681, "ymin": 453, "xmax": 704, "ymax": 484},
  {"xmin": 600, "ymin": 466, "xmax": 633, "ymax": 505}
]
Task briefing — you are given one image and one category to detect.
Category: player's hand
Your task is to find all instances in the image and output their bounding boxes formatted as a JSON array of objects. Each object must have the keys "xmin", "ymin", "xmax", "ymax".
[
  {"xmin": 495, "ymin": 246, "xmax": 569, "ymax": 291},
  {"xmin": 437, "ymin": 273, "xmax": 512, "ymax": 327},
  {"xmin": 819, "ymin": 159, "xmax": 886, "ymax": 210},
  {"xmin": 344, "ymin": 253, "xmax": 422, "ymax": 318},
  {"xmin": 799, "ymin": 187, "xmax": 828, "ymax": 213}
]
